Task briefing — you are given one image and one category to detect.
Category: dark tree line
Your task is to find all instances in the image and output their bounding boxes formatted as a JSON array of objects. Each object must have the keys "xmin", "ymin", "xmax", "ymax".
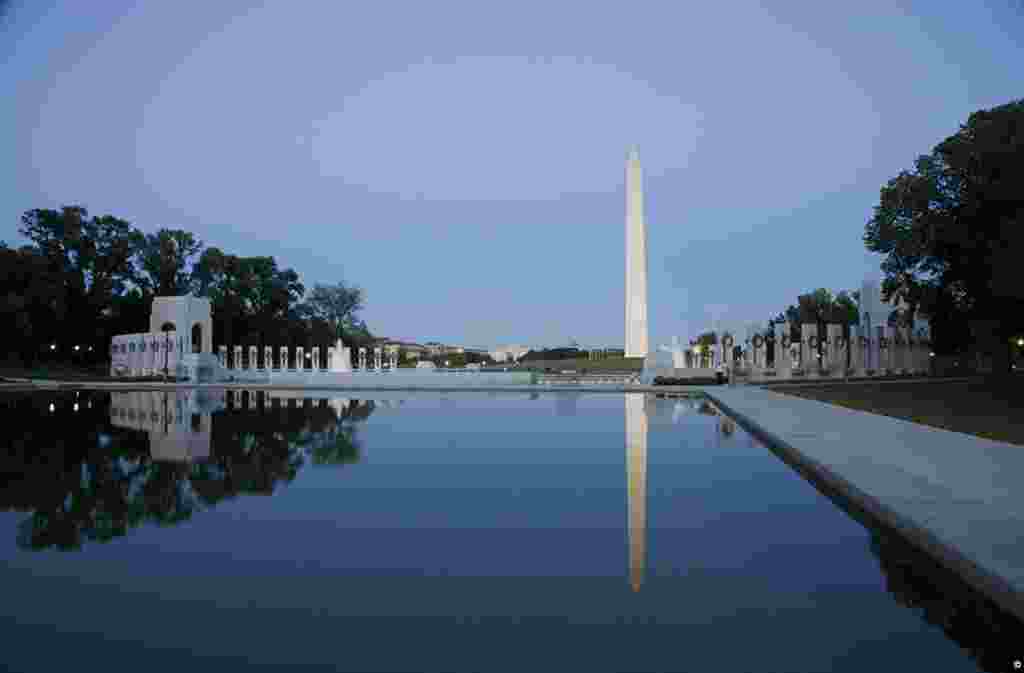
[
  {"xmin": 2, "ymin": 206, "xmax": 372, "ymax": 368},
  {"xmin": 863, "ymin": 98, "xmax": 1024, "ymax": 373}
]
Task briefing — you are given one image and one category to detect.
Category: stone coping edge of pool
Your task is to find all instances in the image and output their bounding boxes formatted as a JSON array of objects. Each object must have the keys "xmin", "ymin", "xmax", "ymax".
[
  {"xmin": 0, "ymin": 381, "xmax": 712, "ymax": 394},
  {"xmin": 704, "ymin": 390, "xmax": 1024, "ymax": 624}
]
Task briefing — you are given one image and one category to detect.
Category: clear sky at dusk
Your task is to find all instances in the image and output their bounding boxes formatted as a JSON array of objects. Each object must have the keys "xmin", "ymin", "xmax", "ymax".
[{"xmin": 3, "ymin": 1, "xmax": 1022, "ymax": 349}]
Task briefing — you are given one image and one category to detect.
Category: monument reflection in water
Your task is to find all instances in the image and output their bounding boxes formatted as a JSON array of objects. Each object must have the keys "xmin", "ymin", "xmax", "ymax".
[{"xmin": 626, "ymin": 393, "xmax": 724, "ymax": 592}]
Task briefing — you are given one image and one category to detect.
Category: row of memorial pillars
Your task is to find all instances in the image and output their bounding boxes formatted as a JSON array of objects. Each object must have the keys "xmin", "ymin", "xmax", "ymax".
[
  {"xmin": 735, "ymin": 323, "xmax": 932, "ymax": 377},
  {"xmin": 216, "ymin": 345, "xmax": 401, "ymax": 371},
  {"xmin": 217, "ymin": 345, "xmax": 328, "ymax": 371},
  {"xmin": 353, "ymin": 347, "xmax": 399, "ymax": 371}
]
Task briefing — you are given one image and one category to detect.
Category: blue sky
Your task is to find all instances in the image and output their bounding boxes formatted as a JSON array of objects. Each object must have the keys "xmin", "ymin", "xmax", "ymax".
[{"xmin": 3, "ymin": 1, "xmax": 1022, "ymax": 349}]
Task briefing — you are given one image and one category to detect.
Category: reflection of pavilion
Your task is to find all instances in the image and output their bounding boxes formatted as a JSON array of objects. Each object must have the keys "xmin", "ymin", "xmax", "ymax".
[{"xmin": 109, "ymin": 390, "xmax": 225, "ymax": 462}]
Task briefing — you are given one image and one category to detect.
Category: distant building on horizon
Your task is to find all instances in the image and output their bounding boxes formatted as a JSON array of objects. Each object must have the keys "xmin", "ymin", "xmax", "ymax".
[{"xmin": 489, "ymin": 344, "xmax": 530, "ymax": 363}]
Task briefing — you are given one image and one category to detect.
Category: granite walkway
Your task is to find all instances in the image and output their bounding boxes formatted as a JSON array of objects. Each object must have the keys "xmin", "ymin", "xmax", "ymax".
[{"xmin": 706, "ymin": 384, "xmax": 1024, "ymax": 622}]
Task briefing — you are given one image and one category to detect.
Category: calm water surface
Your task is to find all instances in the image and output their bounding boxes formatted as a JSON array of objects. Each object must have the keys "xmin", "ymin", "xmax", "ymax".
[{"xmin": 0, "ymin": 389, "xmax": 1017, "ymax": 672}]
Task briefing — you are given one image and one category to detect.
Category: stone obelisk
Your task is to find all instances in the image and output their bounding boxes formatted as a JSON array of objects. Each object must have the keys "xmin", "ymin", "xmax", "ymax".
[{"xmin": 625, "ymin": 146, "xmax": 649, "ymax": 358}]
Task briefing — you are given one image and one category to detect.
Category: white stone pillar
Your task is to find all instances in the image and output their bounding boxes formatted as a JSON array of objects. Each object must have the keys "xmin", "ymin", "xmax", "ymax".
[
  {"xmin": 233, "ymin": 345, "xmax": 242, "ymax": 371},
  {"xmin": 899, "ymin": 326, "xmax": 912, "ymax": 374},
  {"xmin": 752, "ymin": 333, "xmax": 765, "ymax": 375},
  {"xmin": 868, "ymin": 326, "xmax": 881, "ymax": 374},
  {"xmin": 218, "ymin": 345, "xmax": 227, "ymax": 368},
  {"xmin": 897, "ymin": 327, "xmax": 905, "ymax": 374},
  {"xmin": 879, "ymin": 326, "xmax": 893, "ymax": 374},
  {"xmin": 775, "ymin": 323, "xmax": 791, "ymax": 379},
  {"xmin": 920, "ymin": 330, "xmax": 931, "ymax": 374},
  {"xmin": 826, "ymin": 324, "xmax": 843, "ymax": 377},
  {"xmin": 850, "ymin": 326, "xmax": 865, "ymax": 376},
  {"xmin": 280, "ymin": 346, "xmax": 289, "ymax": 370},
  {"xmin": 264, "ymin": 346, "xmax": 273, "ymax": 370},
  {"xmin": 389, "ymin": 347, "xmax": 398, "ymax": 370},
  {"xmin": 248, "ymin": 346, "xmax": 257, "ymax": 371},
  {"xmin": 373, "ymin": 347, "xmax": 383, "ymax": 370},
  {"xmin": 912, "ymin": 329, "xmax": 923, "ymax": 374},
  {"xmin": 296, "ymin": 346, "xmax": 305, "ymax": 370},
  {"xmin": 801, "ymin": 324, "xmax": 815, "ymax": 375},
  {"xmin": 358, "ymin": 347, "xmax": 367, "ymax": 370},
  {"xmin": 312, "ymin": 346, "xmax": 321, "ymax": 370}
]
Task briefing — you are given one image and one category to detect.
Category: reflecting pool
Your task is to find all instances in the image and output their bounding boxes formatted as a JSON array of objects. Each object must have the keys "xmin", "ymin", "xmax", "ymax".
[{"xmin": 0, "ymin": 389, "xmax": 1017, "ymax": 672}]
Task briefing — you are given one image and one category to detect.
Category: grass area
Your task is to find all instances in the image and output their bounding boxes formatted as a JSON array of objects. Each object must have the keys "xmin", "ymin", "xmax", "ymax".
[{"xmin": 765, "ymin": 377, "xmax": 1024, "ymax": 445}]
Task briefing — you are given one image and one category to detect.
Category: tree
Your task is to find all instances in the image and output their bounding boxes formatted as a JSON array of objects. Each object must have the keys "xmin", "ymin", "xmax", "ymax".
[
  {"xmin": 18, "ymin": 206, "xmax": 140, "ymax": 356},
  {"xmin": 0, "ymin": 243, "xmax": 69, "ymax": 364},
  {"xmin": 132, "ymin": 228, "xmax": 203, "ymax": 296},
  {"xmin": 864, "ymin": 98, "xmax": 1024, "ymax": 374},
  {"xmin": 304, "ymin": 282, "xmax": 365, "ymax": 339},
  {"xmin": 191, "ymin": 249, "xmax": 306, "ymax": 347}
]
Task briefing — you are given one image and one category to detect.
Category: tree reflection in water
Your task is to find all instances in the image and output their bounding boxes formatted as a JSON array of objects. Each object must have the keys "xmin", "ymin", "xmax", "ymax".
[
  {"xmin": 0, "ymin": 390, "xmax": 374, "ymax": 551},
  {"xmin": 869, "ymin": 530, "xmax": 1021, "ymax": 671}
]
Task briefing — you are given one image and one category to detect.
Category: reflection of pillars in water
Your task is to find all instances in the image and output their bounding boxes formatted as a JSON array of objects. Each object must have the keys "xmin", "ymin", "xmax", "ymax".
[{"xmin": 625, "ymin": 393, "xmax": 648, "ymax": 592}]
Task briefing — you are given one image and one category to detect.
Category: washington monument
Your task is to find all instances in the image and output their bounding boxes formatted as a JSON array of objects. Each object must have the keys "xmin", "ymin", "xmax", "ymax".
[{"xmin": 625, "ymin": 145, "xmax": 649, "ymax": 357}]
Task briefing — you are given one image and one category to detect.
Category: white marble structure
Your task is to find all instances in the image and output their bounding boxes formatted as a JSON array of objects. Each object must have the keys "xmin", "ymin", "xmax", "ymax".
[
  {"xmin": 110, "ymin": 295, "xmax": 216, "ymax": 378},
  {"xmin": 264, "ymin": 346, "xmax": 273, "ymax": 370},
  {"xmin": 218, "ymin": 345, "xmax": 227, "ymax": 368},
  {"xmin": 312, "ymin": 346, "xmax": 321, "ymax": 370},
  {"xmin": 150, "ymin": 296, "xmax": 212, "ymax": 354},
  {"xmin": 296, "ymin": 346, "xmax": 305, "ymax": 370},
  {"xmin": 624, "ymin": 146, "xmax": 649, "ymax": 358},
  {"xmin": 280, "ymin": 346, "xmax": 289, "ymax": 370},
  {"xmin": 248, "ymin": 346, "xmax": 257, "ymax": 370},
  {"xmin": 358, "ymin": 347, "xmax": 367, "ymax": 370},
  {"xmin": 373, "ymin": 347, "xmax": 383, "ymax": 370}
]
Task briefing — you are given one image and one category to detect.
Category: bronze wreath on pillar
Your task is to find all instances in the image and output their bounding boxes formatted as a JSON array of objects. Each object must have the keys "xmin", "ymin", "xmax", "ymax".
[
  {"xmin": 723, "ymin": 335, "xmax": 733, "ymax": 348},
  {"xmin": 836, "ymin": 336, "xmax": 846, "ymax": 348},
  {"xmin": 781, "ymin": 336, "xmax": 790, "ymax": 348},
  {"xmin": 752, "ymin": 334, "xmax": 763, "ymax": 349},
  {"xmin": 808, "ymin": 335, "xmax": 818, "ymax": 348}
]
